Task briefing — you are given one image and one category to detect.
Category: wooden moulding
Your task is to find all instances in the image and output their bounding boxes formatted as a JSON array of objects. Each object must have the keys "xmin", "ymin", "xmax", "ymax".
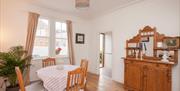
[
  {"xmin": 126, "ymin": 25, "xmax": 179, "ymax": 65},
  {"xmin": 124, "ymin": 57, "xmax": 174, "ymax": 65}
]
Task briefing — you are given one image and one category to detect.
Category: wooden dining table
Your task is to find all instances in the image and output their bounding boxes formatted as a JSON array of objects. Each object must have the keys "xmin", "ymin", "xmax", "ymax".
[{"xmin": 37, "ymin": 65, "xmax": 79, "ymax": 91}]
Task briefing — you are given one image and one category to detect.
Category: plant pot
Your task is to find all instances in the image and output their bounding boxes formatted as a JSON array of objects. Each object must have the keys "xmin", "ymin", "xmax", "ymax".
[{"xmin": 6, "ymin": 86, "xmax": 19, "ymax": 91}]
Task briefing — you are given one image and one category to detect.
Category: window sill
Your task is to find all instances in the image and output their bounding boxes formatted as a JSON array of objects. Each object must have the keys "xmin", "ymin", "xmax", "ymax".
[{"xmin": 32, "ymin": 56, "xmax": 69, "ymax": 61}]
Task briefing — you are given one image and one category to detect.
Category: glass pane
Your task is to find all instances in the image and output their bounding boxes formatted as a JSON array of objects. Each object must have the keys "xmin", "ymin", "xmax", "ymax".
[
  {"xmin": 56, "ymin": 22, "xmax": 67, "ymax": 33},
  {"xmin": 55, "ymin": 39, "xmax": 68, "ymax": 55},
  {"xmin": 56, "ymin": 22, "xmax": 62, "ymax": 32},
  {"xmin": 55, "ymin": 22, "xmax": 68, "ymax": 56},
  {"xmin": 56, "ymin": 32, "xmax": 67, "ymax": 38},
  {"xmin": 36, "ymin": 19, "xmax": 49, "ymax": 37},
  {"xmin": 32, "ymin": 18, "xmax": 49, "ymax": 58},
  {"xmin": 62, "ymin": 23, "xmax": 67, "ymax": 32}
]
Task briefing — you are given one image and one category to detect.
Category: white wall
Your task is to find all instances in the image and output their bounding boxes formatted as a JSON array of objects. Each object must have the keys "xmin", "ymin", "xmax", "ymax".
[
  {"xmin": 88, "ymin": 0, "xmax": 180, "ymax": 91},
  {"xmin": 0, "ymin": 0, "xmax": 28, "ymax": 52},
  {"xmin": 0, "ymin": 0, "xmax": 2, "ymax": 51}
]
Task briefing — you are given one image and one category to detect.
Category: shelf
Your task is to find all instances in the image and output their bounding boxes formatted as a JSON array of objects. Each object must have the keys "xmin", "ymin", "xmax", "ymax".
[
  {"xmin": 126, "ymin": 47, "xmax": 141, "ymax": 50},
  {"xmin": 154, "ymin": 48, "xmax": 178, "ymax": 51}
]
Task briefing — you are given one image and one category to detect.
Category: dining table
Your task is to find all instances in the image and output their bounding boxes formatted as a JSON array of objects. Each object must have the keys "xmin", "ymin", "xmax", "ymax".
[{"xmin": 37, "ymin": 65, "xmax": 79, "ymax": 91}]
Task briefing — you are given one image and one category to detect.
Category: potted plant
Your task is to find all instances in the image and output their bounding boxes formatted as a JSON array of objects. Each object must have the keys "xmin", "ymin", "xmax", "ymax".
[{"xmin": 0, "ymin": 46, "xmax": 31, "ymax": 91}]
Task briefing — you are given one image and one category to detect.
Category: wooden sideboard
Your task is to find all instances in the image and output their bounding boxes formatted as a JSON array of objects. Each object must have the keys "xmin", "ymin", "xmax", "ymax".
[
  {"xmin": 124, "ymin": 58, "xmax": 174, "ymax": 91},
  {"xmin": 124, "ymin": 26, "xmax": 179, "ymax": 91}
]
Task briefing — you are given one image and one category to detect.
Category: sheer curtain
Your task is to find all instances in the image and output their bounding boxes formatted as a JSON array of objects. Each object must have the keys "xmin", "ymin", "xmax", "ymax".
[
  {"xmin": 66, "ymin": 20, "xmax": 75, "ymax": 65},
  {"xmin": 24, "ymin": 12, "xmax": 40, "ymax": 85}
]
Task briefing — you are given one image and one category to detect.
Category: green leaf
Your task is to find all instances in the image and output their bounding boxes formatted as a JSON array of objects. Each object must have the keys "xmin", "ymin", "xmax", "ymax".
[{"xmin": 0, "ymin": 46, "xmax": 32, "ymax": 87}]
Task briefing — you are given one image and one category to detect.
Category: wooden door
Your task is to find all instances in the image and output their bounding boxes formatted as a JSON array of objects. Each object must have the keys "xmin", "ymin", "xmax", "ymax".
[{"xmin": 125, "ymin": 61, "xmax": 142, "ymax": 91}]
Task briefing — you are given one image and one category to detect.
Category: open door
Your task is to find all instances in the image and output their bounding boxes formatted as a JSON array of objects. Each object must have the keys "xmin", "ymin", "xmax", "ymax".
[
  {"xmin": 99, "ymin": 32, "xmax": 112, "ymax": 78},
  {"xmin": 99, "ymin": 33, "xmax": 105, "ymax": 68}
]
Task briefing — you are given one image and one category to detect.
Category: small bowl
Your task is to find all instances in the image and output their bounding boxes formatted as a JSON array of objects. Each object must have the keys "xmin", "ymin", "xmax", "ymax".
[{"xmin": 56, "ymin": 65, "xmax": 64, "ymax": 70}]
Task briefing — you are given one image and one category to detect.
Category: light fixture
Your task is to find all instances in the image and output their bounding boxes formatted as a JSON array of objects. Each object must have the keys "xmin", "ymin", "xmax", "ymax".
[{"xmin": 75, "ymin": 0, "xmax": 89, "ymax": 8}]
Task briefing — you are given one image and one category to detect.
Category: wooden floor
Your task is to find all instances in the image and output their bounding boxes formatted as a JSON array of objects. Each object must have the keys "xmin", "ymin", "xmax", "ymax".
[
  {"xmin": 86, "ymin": 73, "xmax": 126, "ymax": 91},
  {"xmin": 100, "ymin": 67, "xmax": 112, "ymax": 78}
]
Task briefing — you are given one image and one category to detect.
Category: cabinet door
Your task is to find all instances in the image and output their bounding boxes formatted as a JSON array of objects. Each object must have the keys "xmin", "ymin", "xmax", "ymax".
[
  {"xmin": 143, "ymin": 65, "xmax": 171, "ymax": 91},
  {"xmin": 142, "ymin": 65, "xmax": 157, "ymax": 91},
  {"xmin": 155, "ymin": 68, "xmax": 171, "ymax": 91},
  {"xmin": 125, "ymin": 61, "xmax": 142, "ymax": 91}
]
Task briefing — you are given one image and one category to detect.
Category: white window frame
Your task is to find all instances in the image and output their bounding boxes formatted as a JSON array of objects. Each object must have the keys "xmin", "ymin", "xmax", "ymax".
[{"xmin": 33, "ymin": 17, "xmax": 69, "ymax": 60}]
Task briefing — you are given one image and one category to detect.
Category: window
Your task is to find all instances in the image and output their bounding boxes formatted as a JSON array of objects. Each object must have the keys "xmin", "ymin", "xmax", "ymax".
[
  {"xmin": 33, "ymin": 19, "xmax": 49, "ymax": 58},
  {"xmin": 55, "ymin": 22, "xmax": 68, "ymax": 56},
  {"xmin": 32, "ymin": 18, "xmax": 68, "ymax": 59}
]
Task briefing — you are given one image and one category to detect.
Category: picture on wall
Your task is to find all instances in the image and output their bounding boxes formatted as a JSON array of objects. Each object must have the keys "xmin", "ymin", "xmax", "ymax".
[
  {"xmin": 76, "ymin": 33, "xmax": 85, "ymax": 44},
  {"xmin": 163, "ymin": 37, "xmax": 180, "ymax": 48}
]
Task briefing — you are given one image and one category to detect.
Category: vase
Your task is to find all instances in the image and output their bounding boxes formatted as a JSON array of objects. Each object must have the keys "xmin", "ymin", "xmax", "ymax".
[{"xmin": 55, "ymin": 50, "xmax": 61, "ymax": 55}]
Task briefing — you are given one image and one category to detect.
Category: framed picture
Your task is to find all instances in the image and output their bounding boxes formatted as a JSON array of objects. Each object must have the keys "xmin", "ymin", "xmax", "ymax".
[
  {"xmin": 76, "ymin": 33, "xmax": 85, "ymax": 44},
  {"xmin": 163, "ymin": 37, "xmax": 180, "ymax": 48}
]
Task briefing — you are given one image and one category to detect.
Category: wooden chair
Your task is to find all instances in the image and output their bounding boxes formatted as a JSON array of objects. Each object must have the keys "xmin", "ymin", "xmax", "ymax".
[
  {"xmin": 15, "ymin": 67, "xmax": 44, "ymax": 91},
  {"xmin": 80, "ymin": 59, "xmax": 88, "ymax": 77},
  {"xmin": 42, "ymin": 57, "xmax": 56, "ymax": 67},
  {"xmin": 66, "ymin": 68, "xmax": 85, "ymax": 91},
  {"xmin": 80, "ymin": 59, "xmax": 88, "ymax": 90}
]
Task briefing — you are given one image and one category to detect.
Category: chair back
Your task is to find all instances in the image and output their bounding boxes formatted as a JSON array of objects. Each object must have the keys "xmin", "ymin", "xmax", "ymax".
[
  {"xmin": 80, "ymin": 59, "xmax": 88, "ymax": 77},
  {"xmin": 42, "ymin": 57, "xmax": 56, "ymax": 67},
  {"xmin": 66, "ymin": 68, "xmax": 84, "ymax": 91},
  {"xmin": 15, "ymin": 67, "xmax": 26, "ymax": 91}
]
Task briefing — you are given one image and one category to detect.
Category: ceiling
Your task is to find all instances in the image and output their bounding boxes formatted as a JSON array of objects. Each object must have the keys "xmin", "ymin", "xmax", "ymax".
[{"xmin": 30, "ymin": 0, "xmax": 143, "ymax": 18}]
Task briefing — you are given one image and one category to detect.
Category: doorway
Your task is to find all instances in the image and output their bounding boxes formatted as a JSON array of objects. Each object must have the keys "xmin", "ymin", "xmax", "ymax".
[
  {"xmin": 99, "ymin": 33, "xmax": 105, "ymax": 68},
  {"xmin": 99, "ymin": 32, "xmax": 112, "ymax": 78}
]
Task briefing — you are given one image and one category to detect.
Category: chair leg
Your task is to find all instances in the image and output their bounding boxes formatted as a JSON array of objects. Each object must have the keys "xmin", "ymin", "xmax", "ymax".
[{"xmin": 84, "ymin": 83, "xmax": 87, "ymax": 91}]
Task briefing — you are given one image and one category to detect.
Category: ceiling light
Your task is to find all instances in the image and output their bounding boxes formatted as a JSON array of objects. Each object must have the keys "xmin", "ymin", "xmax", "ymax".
[{"xmin": 75, "ymin": 0, "xmax": 89, "ymax": 8}]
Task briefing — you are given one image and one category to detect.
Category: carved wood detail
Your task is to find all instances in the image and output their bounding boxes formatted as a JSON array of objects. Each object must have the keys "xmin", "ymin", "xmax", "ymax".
[{"xmin": 126, "ymin": 25, "xmax": 179, "ymax": 64}]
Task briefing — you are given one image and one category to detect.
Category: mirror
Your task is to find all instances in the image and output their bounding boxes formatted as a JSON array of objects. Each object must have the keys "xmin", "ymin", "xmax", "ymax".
[{"xmin": 141, "ymin": 37, "xmax": 154, "ymax": 57}]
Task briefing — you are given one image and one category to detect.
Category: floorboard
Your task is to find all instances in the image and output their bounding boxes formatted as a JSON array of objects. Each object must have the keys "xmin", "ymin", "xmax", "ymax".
[{"xmin": 86, "ymin": 73, "xmax": 125, "ymax": 91}]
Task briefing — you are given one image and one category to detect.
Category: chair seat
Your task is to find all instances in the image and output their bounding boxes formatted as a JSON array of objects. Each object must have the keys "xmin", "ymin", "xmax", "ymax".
[{"xmin": 22, "ymin": 82, "xmax": 45, "ymax": 91}]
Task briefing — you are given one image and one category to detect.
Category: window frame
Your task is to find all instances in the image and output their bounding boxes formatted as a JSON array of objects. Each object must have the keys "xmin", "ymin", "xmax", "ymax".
[{"xmin": 32, "ymin": 17, "xmax": 68, "ymax": 60}]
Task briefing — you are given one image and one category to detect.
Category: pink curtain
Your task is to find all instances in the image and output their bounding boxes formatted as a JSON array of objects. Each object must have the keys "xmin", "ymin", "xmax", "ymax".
[
  {"xmin": 24, "ymin": 12, "xmax": 40, "ymax": 85},
  {"xmin": 66, "ymin": 20, "xmax": 75, "ymax": 65}
]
